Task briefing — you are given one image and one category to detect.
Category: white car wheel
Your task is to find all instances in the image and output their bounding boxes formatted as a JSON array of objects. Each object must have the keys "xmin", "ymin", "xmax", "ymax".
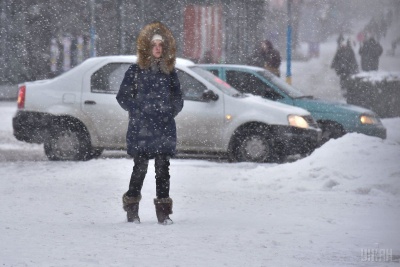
[
  {"xmin": 239, "ymin": 135, "xmax": 271, "ymax": 162},
  {"xmin": 44, "ymin": 126, "xmax": 92, "ymax": 161},
  {"xmin": 230, "ymin": 128, "xmax": 274, "ymax": 162}
]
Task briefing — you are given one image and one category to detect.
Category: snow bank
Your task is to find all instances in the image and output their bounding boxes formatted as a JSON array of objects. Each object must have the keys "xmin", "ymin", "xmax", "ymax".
[
  {"xmin": 216, "ymin": 132, "xmax": 400, "ymax": 197},
  {"xmin": 352, "ymin": 71, "xmax": 400, "ymax": 83}
]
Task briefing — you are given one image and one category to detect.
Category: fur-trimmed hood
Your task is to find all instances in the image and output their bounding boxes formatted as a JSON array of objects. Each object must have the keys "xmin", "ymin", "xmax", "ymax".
[{"xmin": 137, "ymin": 21, "xmax": 176, "ymax": 74}]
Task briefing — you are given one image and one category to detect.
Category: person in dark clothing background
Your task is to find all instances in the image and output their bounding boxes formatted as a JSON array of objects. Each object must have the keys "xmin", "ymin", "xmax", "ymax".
[
  {"xmin": 359, "ymin": 36, "xmax": 383, "ymax": 71},
  {"xmin": 199, "ymin": 50, "xmax": 216, "ymax": 64},
  {"xmin": 116, "ymin": 21, "xmax": 184, "ymax": 225},
  {"xmin": 331, "ymin": 38, "xmax": 359, "ymax": 94},
  {"xmin": 249, "ymin": 39, "xmax": 281, "ymax": 77}
]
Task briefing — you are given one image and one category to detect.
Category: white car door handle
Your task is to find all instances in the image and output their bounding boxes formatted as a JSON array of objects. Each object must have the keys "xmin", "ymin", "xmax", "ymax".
[{"xmin": 84, "ymin": 100, "xmax": 96, "ymax": 105}]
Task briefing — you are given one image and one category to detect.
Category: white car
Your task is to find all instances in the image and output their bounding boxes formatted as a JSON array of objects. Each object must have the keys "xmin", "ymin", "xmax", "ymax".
[{"xmin": 13, "ymin": 56, "xmax": 321, "ymax": 162}]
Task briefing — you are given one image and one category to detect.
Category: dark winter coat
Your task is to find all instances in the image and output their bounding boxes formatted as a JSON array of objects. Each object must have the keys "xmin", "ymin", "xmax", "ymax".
[
  {"xmin": 248, "ymin": 40, "xmax": 281, "ymax": 77},
  {"xmin": 331, "ymin": 45, "xmax": 359, "ymax": 79},
  {"xmin": 116, "ymin": 21, "xmax": 183, "ymax": 158},
  {"xmin": 248, "ymin": 46, "xmax": 266, "ymax": 68},
  {"xmin": 265, "ymin": 48, "xmax": 281, "ymax": 69},
  {"xmin": 359, "ymin": 38, "xmax": 383, "ymax": 71},
  {"xmin": 264, "ymin": 48, "xmax": 281, "ymax": 77},
  {"xmin": 117, "ymin": 64, "xmax": 183, "ymax": 158}
]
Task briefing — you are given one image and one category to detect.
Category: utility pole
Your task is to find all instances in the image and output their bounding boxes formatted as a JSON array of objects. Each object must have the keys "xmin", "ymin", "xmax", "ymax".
[
  {"xmin": 90, "ymin": 0, "xmax": 96, "ymax": 57},
  {"xmin": 286, "ymin": 0, "xmax": 292, "ymax": 85},
  {"xmin": 0, "ymin": 0, "xmax": 7, "ymax": 81},
  {"xmin": 118, "ymin": 0, "xmax": 125, "ymax": 54}
]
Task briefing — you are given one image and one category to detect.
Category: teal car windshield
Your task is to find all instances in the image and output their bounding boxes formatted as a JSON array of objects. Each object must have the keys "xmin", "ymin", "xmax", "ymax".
[
  {"xmin": 256, "ymin": 70, "xmax": 305, "ymax": 99},
  {"xmin": 190, "ymin": 66, "xmax": 242, "ymax": 96}
]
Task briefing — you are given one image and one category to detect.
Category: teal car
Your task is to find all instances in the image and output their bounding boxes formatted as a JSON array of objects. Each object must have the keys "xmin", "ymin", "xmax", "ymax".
[{"xmin": 199, "ymin": 64, "xmax": 386, "ymax": 143}]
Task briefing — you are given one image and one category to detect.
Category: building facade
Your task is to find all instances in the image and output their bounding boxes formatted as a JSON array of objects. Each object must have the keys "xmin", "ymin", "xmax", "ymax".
[{"xmin": 0, "ymin": 0, "xmax": 268, "ymax": 84}]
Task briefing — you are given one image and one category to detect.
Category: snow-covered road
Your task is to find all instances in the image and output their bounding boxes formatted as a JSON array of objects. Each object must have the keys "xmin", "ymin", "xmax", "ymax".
[{"xmin": 1, "ymin": 101, "xmax": 400, "ymax": 267}]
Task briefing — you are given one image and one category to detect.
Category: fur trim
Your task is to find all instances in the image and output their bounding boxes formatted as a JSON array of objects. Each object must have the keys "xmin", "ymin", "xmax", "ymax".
[
  {"xmin": 153, "ymin": 197, "xmax": 173, "ymax": 204},
  {"xmin": 137, "ymin": 21, "xmax": 176, "ymax": 74},
  {"xmin": 123, "ymin": 193, "xmax": 142, "ymax": 205},
  {"xmin": 154, "ymin": 197, "xmax": 173, "ymax": 215}
]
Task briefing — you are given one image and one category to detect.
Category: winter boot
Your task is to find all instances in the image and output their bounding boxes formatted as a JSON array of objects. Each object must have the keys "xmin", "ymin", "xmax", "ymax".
[
  {"xmin": 154, "ymin": 197, "xmax": 173, "ymax": 225},
  {"xmin": 122, "ymin": 193, "xmax": 142, "ymax": 223}
]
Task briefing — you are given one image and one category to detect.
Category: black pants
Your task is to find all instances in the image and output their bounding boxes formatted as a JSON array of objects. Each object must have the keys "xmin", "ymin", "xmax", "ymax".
[{"xmin": 126, "ymin": 154, "xmax": 171, "ymax": 199}]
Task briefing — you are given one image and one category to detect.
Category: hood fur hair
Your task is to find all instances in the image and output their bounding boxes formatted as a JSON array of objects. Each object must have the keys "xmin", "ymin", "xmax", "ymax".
[{"xmin": 137, "ymin": 21, "xmax": 176, "ymax": 74}]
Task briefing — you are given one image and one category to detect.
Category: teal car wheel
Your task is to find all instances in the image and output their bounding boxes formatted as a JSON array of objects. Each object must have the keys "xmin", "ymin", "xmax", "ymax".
[{"xmin": 319, "ymin": 121, "xmax": 345, "ymax": 144}]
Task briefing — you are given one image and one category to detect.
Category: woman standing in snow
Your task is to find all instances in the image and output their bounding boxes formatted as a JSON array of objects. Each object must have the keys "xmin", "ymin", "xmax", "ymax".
[{"xmin": 116, "ymin": 21, "xmax": 184, "ymax": 225}]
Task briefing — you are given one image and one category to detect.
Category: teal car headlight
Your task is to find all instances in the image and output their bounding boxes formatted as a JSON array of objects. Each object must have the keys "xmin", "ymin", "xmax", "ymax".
[
  {"xmin": 288, "ymin": 115, "xmax": 309, "ymax": 129},
  {"xmin": 360, "ymin": 114, "xmax": 379, "ymax": 125}
]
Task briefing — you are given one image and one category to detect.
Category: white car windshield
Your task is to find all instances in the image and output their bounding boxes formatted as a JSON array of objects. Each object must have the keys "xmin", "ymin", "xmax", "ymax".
[{"xmin": 190, "ymin": 66, "xmax": 242, "ymax": 97}]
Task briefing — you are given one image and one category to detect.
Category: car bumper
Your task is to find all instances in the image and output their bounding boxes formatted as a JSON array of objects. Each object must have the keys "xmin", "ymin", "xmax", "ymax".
[
  {"xmin": 353, "ymin": 124, "xmax": 387, "ymax": 139},
  {"xmin": 275, "ymin": 126, "xmax": 322, "ymax": 155},
  {"xmin": 13, "ymin": 110, "xmax": 50, "ymax": 143}
]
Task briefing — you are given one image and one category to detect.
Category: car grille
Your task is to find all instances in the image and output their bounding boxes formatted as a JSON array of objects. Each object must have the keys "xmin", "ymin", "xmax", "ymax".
[{"xmin": 303, "ymin": 115, "xmax": 319, "ymax": 128}]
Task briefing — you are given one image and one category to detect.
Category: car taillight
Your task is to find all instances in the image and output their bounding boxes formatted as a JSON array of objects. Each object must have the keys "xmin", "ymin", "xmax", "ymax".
[{"xmin": 17, "ymin": 85, "xmax": 26, "ymax": 109}]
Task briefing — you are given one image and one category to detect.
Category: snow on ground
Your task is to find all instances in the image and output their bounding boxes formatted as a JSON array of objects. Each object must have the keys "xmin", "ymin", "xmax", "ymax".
[
  {"xmin": 1, "ymin": 104, "xmax": 399, "ymax": 267},
  {"xmin": 1, "ymin": 19, "xmax": 400, "ymax": 267}
]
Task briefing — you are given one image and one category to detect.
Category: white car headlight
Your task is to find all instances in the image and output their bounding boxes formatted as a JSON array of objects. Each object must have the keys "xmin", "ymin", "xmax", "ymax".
[
  {"xmin": 288, "ymin": 115, "xmax": 309, "ymax": 129},
  {"xmin": 360, "ymin": 115, "xmax": 379, "ymax": 125}
]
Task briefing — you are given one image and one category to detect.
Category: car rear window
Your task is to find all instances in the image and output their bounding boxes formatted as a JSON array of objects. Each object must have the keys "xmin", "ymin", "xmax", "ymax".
[{"xmin": 91, "ymin": 63, "xmax": 130, "ymax": 94}]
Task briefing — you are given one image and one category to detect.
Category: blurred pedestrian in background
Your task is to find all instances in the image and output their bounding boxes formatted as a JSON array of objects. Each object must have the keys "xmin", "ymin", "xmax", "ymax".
[
  {"xmin": 387, "ymin": 36, "xmax": 400, "ymax": 56},
  {"xmin": 248, "ymin": 40, "xmax": 281, "ymax": 77},
  {"xmin": 199, "ymin": 50, "xmax": 216, "ymax": 64},
  {"xmin": 331, "ymin": 38, "xmax": 359, "ymax": 95},
  {"xmin": 359, "ymin": 35, "xmax": 383, "ymax": 71}
]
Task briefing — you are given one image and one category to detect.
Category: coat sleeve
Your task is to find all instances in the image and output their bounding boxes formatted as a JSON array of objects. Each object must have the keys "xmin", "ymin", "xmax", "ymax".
[
  {"xmin": 358, "ymin": 45, "xmax": 364, "ymax": 56},
  {"xmin": 331, "ymin": 51, "xmax": 339, "ymax": 71},
  {"xmin": 170, "ymin": 69, "xmax": 184, "ymax": 117},
  {"xmin": 116, "ymin": 64, "xmax": 138, "ymax": 111},
  {"xmin": 377, "ymin": 43, "xmax": 383, "ymax": 57},
  {"xmin": 271, "ymin": 49, "xmax": 281, "ymax": 68}
]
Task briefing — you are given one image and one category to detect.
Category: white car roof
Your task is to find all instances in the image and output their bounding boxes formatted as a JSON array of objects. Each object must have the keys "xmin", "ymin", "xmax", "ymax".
[
  {"xmin": 85, "ymin": 55, "xmax": 195, "ymax": 67},
  {"xmin": 197, "ymin": 63, "xmax": 265, "ymax": 71},
  {"xmin": 50, "ymin": 56, "xmax": 195, "ymax": 82}
]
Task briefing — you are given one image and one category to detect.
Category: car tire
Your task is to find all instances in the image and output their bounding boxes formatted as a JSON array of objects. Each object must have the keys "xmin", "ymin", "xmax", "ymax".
[
  {"xmin": 44, "ymin": 125, "xmax": 92, "ymax": 161},
  {"xmin": 229, "ymin": 128, "xmax": 274, "ymax": 163},
  {"xmin": 90, "ymin": 148, "xmax": 104, "ymax": 159},
  {"xmin": 319, "ymin": 121, "xmax": 345, "ymax": 144}
]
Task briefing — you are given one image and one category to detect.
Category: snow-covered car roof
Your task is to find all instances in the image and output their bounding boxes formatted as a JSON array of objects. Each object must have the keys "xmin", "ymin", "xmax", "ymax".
[
  {"xmin": 84, "ymin": 55, "xmax": 195, "ymax": 67},
  {"xmin": 49, "ymin": 56, "xmax": 195, "ymax": 83},
  {"xmin": 197, "ymin": 64, "xmax": 265, "ymax": 71}
]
